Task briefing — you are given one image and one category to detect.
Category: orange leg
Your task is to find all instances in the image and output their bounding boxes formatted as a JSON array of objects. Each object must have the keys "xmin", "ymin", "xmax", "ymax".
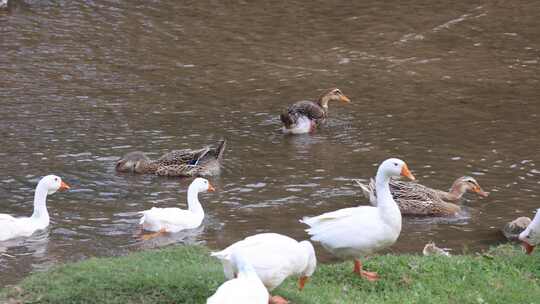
[
  {"xmin": 139, "ymin": 228, "xmax": 167, "ymax": 241},
  {"xmin": 353, "ymin": 259, "xmax": 379, "ymax": 281},
  {"xmin": 269, "ymin": 295, "xmax": 289, "ymax": 304}
]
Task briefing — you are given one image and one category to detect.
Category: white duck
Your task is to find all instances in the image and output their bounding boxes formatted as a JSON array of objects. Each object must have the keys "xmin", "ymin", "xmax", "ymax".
[
  {"xmin": 211, "ymin": 233, "xmax": 316, "ymax": 302},
  {"xmin": 0, "ymin": 175, "xmax": 70, "ymax": 242},
  {"xmin": 138, "ymin": 177, "xmax": 215, "ymax": 239},
  {"xmin": 518, "ymin": 208, "xmax": 540, "ymax": 254},
  {"xmin": 301, "ymin": 158, "xmax": 415, "ymax": 281},
  {"xmin": 207, "ymin": 251, "xmax": 269, "ymax": 304}
]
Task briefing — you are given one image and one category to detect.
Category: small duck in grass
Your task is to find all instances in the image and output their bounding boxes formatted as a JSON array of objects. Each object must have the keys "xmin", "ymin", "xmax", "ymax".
[
  {"xmin": 356, "ymin": 176, "xmax": 488, "ymax": 216},
  {"xmin": 116, "ymin": 139, "xmax": 226, "ymax": 177},
  {"xmin": 280, "ymin": 88, "xmax": 351, "ymax": 134}
]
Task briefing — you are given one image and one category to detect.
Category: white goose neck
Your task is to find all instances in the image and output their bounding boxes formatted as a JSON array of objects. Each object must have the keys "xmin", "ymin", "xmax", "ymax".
[
  {"xmin": 187, "ymin": 185, "xmax": 204, "ymax": 215},
  {"xmin": 375, "ymin": 171, "xmax": 402, "ymax": 229},
  {"xmin": 31, "ymin": 182, "xmax": 50, "ymax": 222}
]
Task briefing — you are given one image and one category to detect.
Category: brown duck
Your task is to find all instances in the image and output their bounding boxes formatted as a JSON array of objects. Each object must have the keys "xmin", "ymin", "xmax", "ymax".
[
  {"xmin": 356, "ymin": 176, "xmax": 489, "ymax": 216},
  {"xmin": 280, "ymin": 88, "xmax": 351, "ymax": 134},
  {"xmin": 116, "ymin": 139, "xmax": 226, "ymax": 177}
]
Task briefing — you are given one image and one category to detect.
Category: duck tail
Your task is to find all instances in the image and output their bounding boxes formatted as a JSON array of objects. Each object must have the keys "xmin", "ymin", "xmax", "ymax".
[
  {"xmin": 215, "ymin": 139, "xmax": 226, "ymax": 161},
  {"xmin": 280, "ymin": 111, "xmax": 297, "ymax": 129},
  {"xmin": 354, "ymin": 178, "xmax": 377, "ymax": 206}
]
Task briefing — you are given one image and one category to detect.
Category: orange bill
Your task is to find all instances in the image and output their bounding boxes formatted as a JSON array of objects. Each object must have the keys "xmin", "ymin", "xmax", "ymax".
[
  {"xmin": 473, "ymin": 186, "xmax": 489, "ymax": 198},
  {"xmin": 523, "ymin": 242, "xmax": 535, "ymax": 255},
  {"xmin": 59, "ymin": 181, "xmax": 71, "ymax": 191},
  {"xmin": 208, "ymin": 183, "xmax": 216, "ymax": 192},
  {"xmin": 400, "ymin": 164, "xmax": 415, "ymax": 181},
  {"xmin": 298, "ymin": 276, "xmax": 309, "ymax": 290},
  {"xmin": 340, "ymin": 95, "xmax": 351, "ymax": 103}
]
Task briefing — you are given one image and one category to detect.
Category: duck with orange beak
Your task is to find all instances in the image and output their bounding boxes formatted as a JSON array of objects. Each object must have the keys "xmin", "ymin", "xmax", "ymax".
[
  {"xmin": 138, "ymin": 178, "xmax": 215, "ymax": 240},
  {"xmin": 301, "ymin": 158, "xmax": 414, "ymax": 281},
  {"xmin": 518, "ymin": 209, "xmax": 540, "ymax": 255},
  {"xmin": 0, "ymin": 175, "xmax": 70, "ymax": 242},
  {"xmin": 280, "ymin": 88, "xmax": 351, "ymax": 134}
]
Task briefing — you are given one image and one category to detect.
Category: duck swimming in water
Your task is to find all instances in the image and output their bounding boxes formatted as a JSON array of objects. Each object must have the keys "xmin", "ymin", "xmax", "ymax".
[
  {"xmin": 280, "ymin": 88, "xmax": 351, "ymax": 134},
  {"xmin": 356, "ymin": 176, "xmax": 488, "ymax": 216},
  {"xmin": 116, "ymin": 139, "xmax": 226, "ymax": 177}
]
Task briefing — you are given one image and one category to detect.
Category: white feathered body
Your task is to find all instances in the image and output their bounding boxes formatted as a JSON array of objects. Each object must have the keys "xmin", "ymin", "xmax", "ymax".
[
  {"xmin": 139, "ymin": 207, "xmax": 203, "ymax": 233},
  {"xmin": 0, "ymin": 215, "xmax": 48, "ymax": 241},
  {"xmin": 282, "ymin": 116, "xmax": 314, "ymax": 134},
  {"xmin": 301, "ymin": 206, "xmax": 401, "ymax": 259},
  {"xmin": 212, "ymin": 233, "xmax": 314, "ymax": 290}
]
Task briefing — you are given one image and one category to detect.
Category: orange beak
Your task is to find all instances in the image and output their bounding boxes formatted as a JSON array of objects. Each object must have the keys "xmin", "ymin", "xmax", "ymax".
[
  {"xmin": 207, "ymin": 183, "xmax": 216, "ymax": 192},
  {"xmin": 522, "ymin": 242, "xmax": 535, "ymax": 255},
  {"xmin": 340, "ymin": 95, "xmax": 351, "ymax": 103},
  {"xmin": 473, "ymin": 186, "xmax": 489, "ymax": 198},
  {"xmin": 298, "ymin": 276, "xmax": 309, "ymax": 290},
  {"xmin": 59, "ymin": 181, "xmax": 70, "ymax": 191},
  {"xmin": 400, "ymin": 164, "xmax": 415, "ymax": 181}
]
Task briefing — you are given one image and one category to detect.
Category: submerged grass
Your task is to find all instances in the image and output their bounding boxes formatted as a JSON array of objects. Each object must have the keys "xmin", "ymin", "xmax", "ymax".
[{"xmin": 1, "ymin": 244, "xmax": 538, "ymax": 304}]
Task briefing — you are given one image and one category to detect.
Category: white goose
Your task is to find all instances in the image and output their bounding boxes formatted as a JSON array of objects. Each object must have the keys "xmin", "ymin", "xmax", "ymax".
[
  {"xmin": 519, "ymin": 208, "xmax": 540, "ymax": 254},
  {"xmin": 207, "ymin": 251, "xmax": 269, "ymax": 304},
  {"xmin": 301, "ymin": 158, "xmax": 415, "ymax": 281},
  {"xmin": 211, "ymin": 233, "xmax": 316, "ymax": 301},
  {"xmin": 139, "ymin": 177, "xmax": 215, "ymax": 239},
  {"xmin": 0, "ymin": 175, "xmax": 70, "ymax": 242}
]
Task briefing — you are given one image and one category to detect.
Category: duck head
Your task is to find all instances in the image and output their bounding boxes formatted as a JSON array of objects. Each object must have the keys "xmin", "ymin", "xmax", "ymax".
[
  {"xmin": 317, "ymin": 88, "xmax": 351, "ymax": 108},
  {"xmin": 190, "ymin": 177, "xmax": 216, "ymax": 193},
  {"xmin": 298, "ymin": 240, "xmax": 317, "ymax": 291},
  {"xmin": 39, "ymin": 175, "xmax": 70, "ymax": 195},
  {"xmin": 378, "ymin": 158, "xmax": 416, "ymax": 181},
  {"xmin": 116, "ymin": 151, "xmax": 151, "ymax": 173},
  {"xmin": 451, "ymin": 176, "xmax": 489, "ymax": 198}
]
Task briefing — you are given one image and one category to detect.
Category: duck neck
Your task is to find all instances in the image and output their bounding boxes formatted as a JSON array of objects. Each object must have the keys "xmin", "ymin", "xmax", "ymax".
[
  {"xmin": 317, "ymin": 98, "xmax": 330, "ymax": 114},
  {"xmin": 31, "ymin": 183, "xmax": 50, "ymax": 222},
  {"xmin": 375, "ymin": 172, "xmax": 402, "ymax": 228},
  {"xmin": 187, "ymin": 186, "xmax": 204, "ymax": 216},
  {"xmin": 446, "ymin": 182, "xmax": 465, "ymax": 201}
]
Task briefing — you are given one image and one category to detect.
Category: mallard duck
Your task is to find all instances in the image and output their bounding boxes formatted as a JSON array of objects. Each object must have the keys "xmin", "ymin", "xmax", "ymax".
[
  {"xmin": 280, "ymin": 88, "xmax": 351, "ymax": 134},
  {"xmin": 138, "ymin": 177, "xmax": 214, "ymax": 239},
  {"xmin": 0, "ymin": 175, "xmax": 70, "ymax": 242},
  {"xmin": 301, "ymin": 158, "xmax": 415, "ymax": 281},
  {"xmin": 207, "ymin": 251, "xmax": 269, "ymax": 304},
  {"xmin": 519, "ymin": 209, "xmax": 540, "ymax": 254},
  {"xmin": 502, "ymin": 217, "xmax": 531, "ymax": 241},
  {"xmin": 356, "ymin": 176, "xmax": 488, "ymax": 216},
  {"xmin": 211, "ymin": 233, "xmax": 316, "ymax": 302},
  {"xmin": 116, "ymin": 139, "xmax": 226, "ymax": 177},
  {"xmin": 422, "ymin": 242, "xmax": 451, "ymax": 256}
]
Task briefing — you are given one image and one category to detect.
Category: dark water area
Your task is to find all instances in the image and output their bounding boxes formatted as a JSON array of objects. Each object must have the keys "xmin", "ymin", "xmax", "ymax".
[{"xmin": 1, "ymin": 0, "xmax": 539, "ymax": 286}]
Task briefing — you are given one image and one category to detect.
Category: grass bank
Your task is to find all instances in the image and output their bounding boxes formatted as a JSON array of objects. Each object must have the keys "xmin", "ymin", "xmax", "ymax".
[{"xmin": 1, "ymin": 245, "xmax": 538, "ymax": 304}]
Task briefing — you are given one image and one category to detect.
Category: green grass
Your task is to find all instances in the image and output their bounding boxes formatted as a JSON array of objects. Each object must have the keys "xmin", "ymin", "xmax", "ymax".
[{"xmin": 2, "ymin": 244, "xmax": 539, "ymax": 304}]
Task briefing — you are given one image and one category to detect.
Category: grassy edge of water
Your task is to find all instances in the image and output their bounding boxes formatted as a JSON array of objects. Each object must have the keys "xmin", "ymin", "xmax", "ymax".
[{"xmin": 1, "ymin": 244, "xmax": 538, "ymax": 304}]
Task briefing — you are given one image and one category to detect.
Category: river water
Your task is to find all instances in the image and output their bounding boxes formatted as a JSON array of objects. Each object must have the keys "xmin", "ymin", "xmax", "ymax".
[{"xmin": 1, "ymin": 0, "xmax": 539, "ymax": 286}]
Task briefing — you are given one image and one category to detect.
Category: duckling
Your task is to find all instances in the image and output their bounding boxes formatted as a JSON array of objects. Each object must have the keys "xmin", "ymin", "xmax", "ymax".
[
  {"xmin": 356, "ymin": 176, "xmax": 488, "ymax": 216},
  {"xmin": 502, "ymin": 217, "xmax": 531, "ymax": 241},
  {"xmin": 280, "ymin": 88, "xmax": 351, "ymax": 134},
  {"xmin": 116, "ymin": 139, "xmax": 226, "ymax": 177},
  {"xmin": 423, "ymin": 242, "xmax": 451, "ymax": 256}
]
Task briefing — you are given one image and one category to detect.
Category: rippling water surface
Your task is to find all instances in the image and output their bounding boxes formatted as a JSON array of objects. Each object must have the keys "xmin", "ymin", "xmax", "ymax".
[{"xmin": 1, "ymin": 0, "xmax": 539, "ymax": 286}]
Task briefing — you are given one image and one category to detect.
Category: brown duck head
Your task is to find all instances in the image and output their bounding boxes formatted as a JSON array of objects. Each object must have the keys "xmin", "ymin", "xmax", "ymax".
[
  {"xmin": 116, "ymin": 151, "xmax": 152, "ymax": 173},
  {"xmin": 449, "ymin": 176, "xmax": 489, "ymax": 199},
  {"xmin": 317, "ymin": 88, "xmax": 351, "ymax": 108}
]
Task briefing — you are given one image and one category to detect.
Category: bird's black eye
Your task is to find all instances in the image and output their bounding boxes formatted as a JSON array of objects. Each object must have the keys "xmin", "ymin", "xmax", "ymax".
[
  {"xmin": 526, "ymin": 235, "xmax": 531, "ymax": 239},
  {"xmin": 55, "ymin": 178, "xmax": 58, "ymax": 182},
  {"xmin": 394, "ymin": 163, "xmax": 398, "ymax": 166}
]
